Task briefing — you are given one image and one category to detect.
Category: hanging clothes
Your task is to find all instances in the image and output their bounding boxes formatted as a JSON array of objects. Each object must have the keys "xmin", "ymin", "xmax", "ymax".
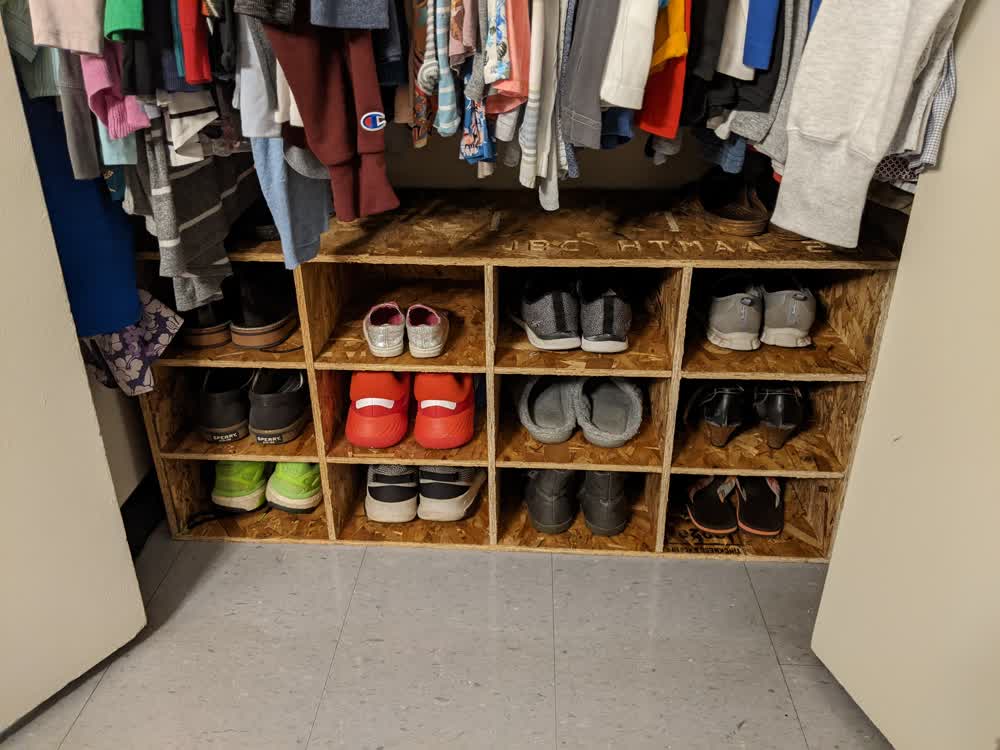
[
  {"xmin": 744, "ymin": 0, "xmax": 781, "ymax": 69},
  {"xmin": 484, "ymin": 0, "xmax": 527, "ymax": 114},
  {"xmin": 716, "ymin": 0, "xmax": 754, "ymax": 80},
  {"xmin": 81, "ymin": 42, "xmax": 151, "ymax": 139},
  {"xmin": 562, "ymin": 0, "xmax": 619, "ymax": 150},
  {"xmin": 599, "ymin": 0, "xmax": 659, "ymax": 110},
  {"xmin": 635, "ymin": 0, "xmax": 689, "ymax": 140},
  {"xmin": 178, "ymin": 0, "xmax": 212, "ymax": 83},
  {"xmin": 409, "ymin": 0, "xmax": 436, "ymax": 146},
  {"xmin": 312, "ymin": 0, "xmax": 389, "ymax": 29},
  {"xmin": 730, "ymin": 0, "xmax": 791, "ymax": 141},
  {"xmin": 432, "ymin": 0, "xmax": 459, "ymax": 135},
  {"xmin": 771, "ymin": 0, "xmax": 965, "ymax": 246},
  {"xmin": 26, "ymin": 0, "xmax": 105, "ymax": 54},
  {"xmin": 264, "ymin": 11, "xmax": 399, "ymax": 221}
]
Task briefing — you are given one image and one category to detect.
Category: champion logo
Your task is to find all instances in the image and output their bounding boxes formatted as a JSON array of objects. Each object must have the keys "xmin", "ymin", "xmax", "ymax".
[{"xmin": 360, "ymin": 111, "xmax": 387, "ymax": 132}]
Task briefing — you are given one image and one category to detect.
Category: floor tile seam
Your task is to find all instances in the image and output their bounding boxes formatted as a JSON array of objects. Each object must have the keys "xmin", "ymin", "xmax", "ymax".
[
  {"xmin": 550, "ymin": 553, "xmax": 558, "ymax": 750},
  {"xmin": 141, "ymin": 540, "xmax": 185, "ymax": 608},
  {"xmin": 303, "ymin": 545, "xmax": 368, "ymax": 750},
  {"xmin": 744, "ymin": 562, "xmax": 812, "ymax": 750},
  {"xmin": 56, "ymin": 665, "xmax": 110, "ymax": 750}
]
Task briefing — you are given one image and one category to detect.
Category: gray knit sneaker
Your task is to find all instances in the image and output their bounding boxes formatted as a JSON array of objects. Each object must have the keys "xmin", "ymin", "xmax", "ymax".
[
  {"xmin": 511, "ymin": 276, "xmax": 581, "ymax": 351},
  {"xmin": 365, "ymin": 464, "xmax": 418, "ymax": 522},
  {"xmin": 363, "ymin": 302, "xmax": 405, "ymax": 358},
  {"xmin": 760, "ymin": 274, "xmax": 816, "ymax": 348},
  {"xmin": 417, "ymin": 466, "xmax": 486, "ymax": 521},
  {"xmin": 579, "ymin": 280, "xmax": 632, "ymax": 353},
  {"xmin": 706, "ymin": 274, "xmax": 763, "ymax": 351},
  {"xmin": 406, "ymin": 304, "xmax": 450, "ymax": 358}
]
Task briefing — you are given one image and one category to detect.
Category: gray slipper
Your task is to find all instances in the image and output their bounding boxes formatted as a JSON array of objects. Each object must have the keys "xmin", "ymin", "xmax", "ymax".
[
  {"xmin": 571, "ymin": 378, "xmax": 643, "ymax": 448},
  {"xmin": 517, "ymin": 376, "xmax": 577, "ymax": 444}
]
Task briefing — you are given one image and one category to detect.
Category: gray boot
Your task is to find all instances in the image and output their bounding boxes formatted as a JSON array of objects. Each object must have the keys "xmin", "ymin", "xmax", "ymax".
[
  {"xmin": 524, "ymin": 469, "xmax": 578, "ymax": 534},
  {"xmin": 578, "ymin": 471, "xmax": 629, "ymax": 536}
]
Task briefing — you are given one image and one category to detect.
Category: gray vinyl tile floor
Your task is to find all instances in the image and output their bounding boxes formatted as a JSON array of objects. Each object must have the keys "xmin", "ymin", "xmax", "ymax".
[{"xmin": 3, "ymin": 523, "xmax": 892, "ymax": 750}]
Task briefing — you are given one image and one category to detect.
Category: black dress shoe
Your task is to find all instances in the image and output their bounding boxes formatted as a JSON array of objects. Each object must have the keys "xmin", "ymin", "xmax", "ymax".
[
  {"xmin": 685, "ymin": 384, "xmax": 747, "ymax": 447},
  {"xmin": 579, "ymin": 471, "xmax": 629, "ymax": 536},
  {"xmin": 736, "ymin": 477, "xmax": 784, "ymax": 536},
  {"xmin": 198, "ymin": 369, "xmax": 253, "ymax": 442},
  {"xmin": 524, "ymin": 469, "xmax": 578, "ymax": 534},
  {"xmin": 249, "ymin": 370, "xmax": 309, "ymax": 444},
  {"xmin": 687, "ymin": 476, "xmax": 738, "ymax": 535},
  {"xmin": 753, "ymin": 385, "xmax": 805, "ymax": 449}
]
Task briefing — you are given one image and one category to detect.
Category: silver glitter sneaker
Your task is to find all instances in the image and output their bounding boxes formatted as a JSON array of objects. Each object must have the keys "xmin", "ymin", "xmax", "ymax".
[
  {"xmin": 363, "ymin": 302, "xmax": 405, "ymax": 357},
  {"xmin": 406, "ymin": 304, "xmax": 450, "ymax": 358}
]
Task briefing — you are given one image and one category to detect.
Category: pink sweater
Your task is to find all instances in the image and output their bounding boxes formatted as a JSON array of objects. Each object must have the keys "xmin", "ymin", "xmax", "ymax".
[{"xmin": 80, "ymin": 43, "xmax": 150, "ymax": 140}]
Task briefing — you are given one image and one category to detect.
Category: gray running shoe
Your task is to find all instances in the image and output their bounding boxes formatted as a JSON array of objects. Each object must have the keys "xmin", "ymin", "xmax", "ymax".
[
  {"xmin": 511, "ymin": 276, "xmax": 581, "ymax": 351},
  {"xmin": 363, "ymin": 302, "xmax": 405, "ymax": 358},
  {"xmin": 406, "ymin": 304, "xmax": 450, "ymax": 358},
  {"xmin": 760, "ymin": 274, "xmax": 816, "ymax": 348},
  {"xmin": 525, "ymin": 469, "xmax": 578, "ymax": 534},
  {"xmin": 517, "ymin": 376, "xmax": 578, "ymax": 444},
  {"xmin": 579, "ymin": 279, "xmax": 632, "ymax": 353},
  {"xmin": 365, "ymin": 464, "xmax": 418, "ymax": 522},
  {"xmin": 417, "ymin": 466, "xmax": 485, "ymax": 521},
  {"xmin": 706, "ymin": 274, "xmax": 764, "ymax": 351},
  {"xmin": 578, "ymin": 471, "xmax": 629, "ymax": 536},
  {"xmin": 571, "ymin": 377, "xmax": 643, "ymax": 448}
]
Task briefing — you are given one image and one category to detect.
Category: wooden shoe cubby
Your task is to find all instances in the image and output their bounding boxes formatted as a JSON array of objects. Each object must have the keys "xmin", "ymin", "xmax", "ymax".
[{"xmin": 140, "ymin": 191, "xmax": 898, "ymax": 560}]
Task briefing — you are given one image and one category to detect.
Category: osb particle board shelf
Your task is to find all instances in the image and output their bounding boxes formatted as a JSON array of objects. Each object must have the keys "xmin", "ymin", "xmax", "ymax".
[
  {"xmin": 182, "ymin": 505, "xmax": 329, "ymax": 542},
  {"xmin": 671, "ymin": 426, "xmax": 845, "ymax": 478},
  {"xmin": 326, "ymin": 421, "xmax": 490, "ymax": 467},
  {"xmin": 214, "ymin": 192, "xmax": 899, "ymax": 269},
  {"xmin": 314, "ymin": 282, "xmax": 486, "ymax": 372},
  {"xmin": 336, "ymin": 493, "xmax": 490, "ymax": 546},
  {"xmin": 161, "ymin": 423, "xmax": 319, "ymax": 463},
  {"xmin": 157, "ymin": 327, "xmax": 307, "ymax": 369},
  {"xmin": 497, "ymin": 421, "xmax": 664, "ymax": 473},
  {"xmin": 139, "ymin": 190, "xmax": 899, "ymax": 559},
  {"xmin": 682, "ymin": 322, "xmax": 866, "ymax": 381},
  {"xmin": 495, "ymin": 316, "xmax": 671, "ymax": 377}
]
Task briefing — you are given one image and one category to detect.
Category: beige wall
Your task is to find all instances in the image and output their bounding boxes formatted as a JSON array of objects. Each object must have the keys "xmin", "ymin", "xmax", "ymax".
[
  {"xmin": 812, "ymin": 2, "xmax": 1000, "ymax": 748},
  {"xmin": 0, "ymin": 31, "xmax": 146, "ymax": 728},
  {"xmin": 89, "ymin": 381, "xmax": 151, "ymax": 506}
]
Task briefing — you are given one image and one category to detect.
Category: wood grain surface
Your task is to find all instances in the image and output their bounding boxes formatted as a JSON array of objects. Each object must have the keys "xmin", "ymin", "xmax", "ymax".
[
  {"xmin": 161, "ymin": 420, "xmax": 319, "ymax": 462},
  {"xmin": 327, "ymin": 419, "xmax": 490, "ymax": 466},
  {"xmin": 158, "ymin": 327, "xmax": 307, "ymax": 369}
]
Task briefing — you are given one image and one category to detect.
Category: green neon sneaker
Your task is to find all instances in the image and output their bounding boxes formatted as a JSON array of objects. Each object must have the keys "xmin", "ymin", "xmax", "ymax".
[
  {"xmin": 211, "ymin": 461, "xmax": 267, "ymax": 512},
  {"xmin": 266, "ymin": 462, "xmax": 322, "ymax": 514}
]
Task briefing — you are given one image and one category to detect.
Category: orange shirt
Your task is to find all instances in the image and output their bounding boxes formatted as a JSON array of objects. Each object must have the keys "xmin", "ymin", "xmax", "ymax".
[{"xmin": 636, "ymin": 0, "xmax": 691, "ymax": 139}]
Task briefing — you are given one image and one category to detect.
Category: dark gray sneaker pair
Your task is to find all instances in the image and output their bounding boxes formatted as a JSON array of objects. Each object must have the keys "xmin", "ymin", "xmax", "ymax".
[
  {"xmin": 524, "ymin": 469, "xmax": 630, "ymax": 536},
  {"xmin": 365, "ymin": 465, "xmax": 486, "ymax": 523},
  {"xmin": 511, "ymin": 274, "xmax": 632, "ymax": 353},
  {"xmin": 198, "ymin": 369, "xmax": 309, "ymax": 445}
]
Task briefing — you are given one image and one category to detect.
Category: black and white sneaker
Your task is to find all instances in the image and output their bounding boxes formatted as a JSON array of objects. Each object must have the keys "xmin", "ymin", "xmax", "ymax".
[
  {"xmin": 510, "ymin": 275, "xmax": 581, "ymax": 351},
  {"xmin": 365, "ymin": 465, "xmax": 418, "ymax": 522},
  {"xmin": 417, "ymin": 467, "xmax": 486, "ymax": 521}
]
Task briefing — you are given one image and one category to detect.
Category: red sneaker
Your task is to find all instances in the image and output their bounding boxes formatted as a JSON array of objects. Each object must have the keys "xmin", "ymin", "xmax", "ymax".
[
  {"xmin": 413, "ymin": 374, "xmax": 475, "ymax": 450},
  {"xmin": 345, "ymin": 372, "xmax": 411, "ymax": 449}
]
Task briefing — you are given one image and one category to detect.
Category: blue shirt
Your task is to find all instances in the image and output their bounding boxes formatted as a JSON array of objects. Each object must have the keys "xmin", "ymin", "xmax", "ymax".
[{"xmin": 744, "ymin": 0, "xmax": 781, "ymax": 69}]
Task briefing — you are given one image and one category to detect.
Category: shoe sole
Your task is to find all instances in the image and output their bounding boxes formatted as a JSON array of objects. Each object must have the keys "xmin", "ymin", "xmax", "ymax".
[
  {"xmin": 365, "ymin": 493, "xmax": 418, "ymax": 522},
  {"xmin": 231, "ymin": 313, "xmax": 298, "ymax": 349},
  {"xmin": 528, "ymin": 515, "xmax": 576, "ymax": 534},
  {"xmin": 707, "ymin": 326, "xmax": 761, "ymax": 351},
  {"xmin": 583, "ymin": 518, "xmax": 628, "ymax": 537},
  {"xmin": 687, "ymin": 507, "xmax": 738, "ymax": 535},
  {"xmin": 346, "ymin": 411, "xmax": 408, "ymax": 449},
  {"xmin": 266, "ymin": 481, "xmax": 322, "ymax": 513},
  {"xmin": 409, "ymin": 340, "xmax": 447, "ymax": 358},
  {"xmin": 251, "ymin": 411, "xmax": 309, "ymax": 445},
  {"xmin": 761, "ymin": 327, "xmax": 812, "ymax": 348},
  {"xmin": 182, "ymin": 321, "xmax": 232, "ymax": 349},
  {"xmin": 212, "ymin": 485, "xmax": 267, "ymax": 512},
  {"xmin": 413, "ymin": 409, "xmax": 475, "ymax": 450},
  {"xmin": 368, "ymin": 342, "xmax": 405, "ymax": 357},
  {"xmin": 737, "ymin": 519, "xmax": 782, "ymax": 537},
  {"xmin": 200, "ymin": 419, "xmax": 250, "ymax": 443},
  {"xmin": 581, "ymin": 337, "xmax": 629, "ymax": 353},
  {"xmin": 417, "ymin": 471, "xmax": 486, "ymax": 521},
  {"xmin": 510, "ymin": 312, "xmax": 581, "ymax": 351}
]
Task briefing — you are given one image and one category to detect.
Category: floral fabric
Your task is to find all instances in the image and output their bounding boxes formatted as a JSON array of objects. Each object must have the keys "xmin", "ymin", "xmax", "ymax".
[
  {"xmin": 81, "ymin": 290, "xmax": 184, "ymax": 396},
  {"xmin": 483, "ymin": 0, "xmax": 510, "ymax": 84}
]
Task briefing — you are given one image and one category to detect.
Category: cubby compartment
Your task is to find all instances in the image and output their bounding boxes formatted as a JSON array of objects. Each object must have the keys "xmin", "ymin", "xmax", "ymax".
[
  {"xmin": 664, "ymin": 476, "xmax": 839, "ymax": 560},
  {"xmin": 319, "ymin": 371, "xmax": 490, "ymax": 466},
  {"xmin": 496, "ymin": 375, "xmax": 669, "ymax": 473},
  {"xmin": 672, "ymin": 380, "xmax": 862, "ymax": 478},
  {"xmin": 146, "ymin": 367, "xmax": 319, "ymax": 462},
  {"xmin": 497, "ymin": 468, "xmax": 661, "ymax": 553},
  {"xmin": 494, "ymin": 267, "xmax": 680, "ymax": 377},
  {"xmin": 681, "ymin": 268, "xmax": 893, "ymax": 381},
  {"xmin": 325, "ymin": 464, "xmax": 490, "ymax": 545},
  {"xmin": 304, "ymin": 264, "xmax": 487, "ymax": 372},
  {"xmin": 158, "ymin": 459, "xmax": 329, "ymax": 542}
]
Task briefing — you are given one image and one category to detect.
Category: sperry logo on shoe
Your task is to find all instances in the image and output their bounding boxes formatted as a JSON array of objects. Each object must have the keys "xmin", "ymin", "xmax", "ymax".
[
  {"xmin": 257, "ymin": 435, "xmax": 285, "ymax": 445},
  {"xmin": 209, "ymin": 432, "xmax": 240, "ymax": 442}
]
